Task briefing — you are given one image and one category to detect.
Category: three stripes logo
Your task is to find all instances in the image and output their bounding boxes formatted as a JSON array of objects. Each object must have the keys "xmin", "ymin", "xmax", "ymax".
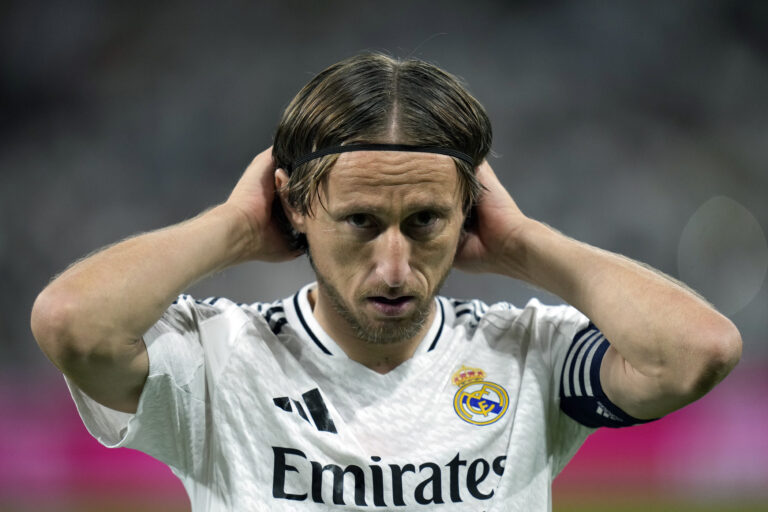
[
  {"xmin": 561, "ymin": 323, "xmax": 608, "ymax": 400},
  {"xmin": 451, "ymin": 299, "xmax": 488, "ymax": 332},
  {"xmin": 560, "ymin": 322, "xmax": 653, "ymax": 428},
  {"xmin": 259, "ymin": 302, "xmax": 287, "ymax": 335},
  {"xmin": 273, "ymin": 388, "xmax": 338, "ymax": 434}
]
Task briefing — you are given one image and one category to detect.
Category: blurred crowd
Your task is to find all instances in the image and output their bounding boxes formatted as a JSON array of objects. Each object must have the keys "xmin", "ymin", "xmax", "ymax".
[{"xmin": 2, "ymin": 1, "xmax": 766, "ymax": 375}]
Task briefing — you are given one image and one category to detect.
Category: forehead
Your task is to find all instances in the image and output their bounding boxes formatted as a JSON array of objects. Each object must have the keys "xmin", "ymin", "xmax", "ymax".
[{"xmin": 321, "ymin": 151, "xmax": 460, "ymax": 208}]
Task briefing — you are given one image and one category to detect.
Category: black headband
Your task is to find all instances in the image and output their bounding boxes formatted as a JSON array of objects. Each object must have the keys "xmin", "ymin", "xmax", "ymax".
[{"xmin": 289, "ymin": 143, "xmax": 474, "ymax": 173}]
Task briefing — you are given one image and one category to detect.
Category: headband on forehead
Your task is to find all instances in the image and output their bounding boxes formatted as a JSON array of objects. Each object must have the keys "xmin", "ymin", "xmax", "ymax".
[{"xmin": 289, "ymin": 143, "xmax": 474, "ymax": 173}]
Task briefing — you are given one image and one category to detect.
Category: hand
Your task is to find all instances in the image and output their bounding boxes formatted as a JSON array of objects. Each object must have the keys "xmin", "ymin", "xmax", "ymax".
[
  {"xmin": 453, "ymin": 160, "xmax": 531, "ymax": 276},
  {"xmin": 224, "ymin": 147, "xmax": 302, "ymax": 262}
]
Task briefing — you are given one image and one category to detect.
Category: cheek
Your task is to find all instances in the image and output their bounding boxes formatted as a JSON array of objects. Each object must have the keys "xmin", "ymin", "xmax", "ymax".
[
  {"xmin": 413, "ymin": 230, "xmax": 462, "ymax": 275},
  {"xmin": 307, "ymin": 228, "xmax": 371, "ymax": 277},
  {"xmin": 415, "ymin": 241, "xmax": 450, "ymax": 265}
]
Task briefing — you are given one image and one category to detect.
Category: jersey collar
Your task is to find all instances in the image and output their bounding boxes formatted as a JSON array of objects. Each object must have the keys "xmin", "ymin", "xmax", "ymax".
[{"xmin": 283, "ymin": 283, "xmax": 449, "ymax": 358}]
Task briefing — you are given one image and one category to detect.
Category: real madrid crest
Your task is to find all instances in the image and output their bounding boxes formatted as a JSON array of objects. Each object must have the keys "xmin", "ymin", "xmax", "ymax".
[{"xmin": 452, "ymin": 365, "xmax": 509, "ymax": 426}]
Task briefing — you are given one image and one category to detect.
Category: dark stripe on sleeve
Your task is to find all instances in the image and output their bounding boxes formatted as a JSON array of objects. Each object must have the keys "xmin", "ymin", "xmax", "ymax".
[
  {"xmin": 472, "ymin": 301, "xmax": 484, "ymax": 323},
  {"xmin": 271, "ymin": 318, "xmax": 288, "ymax": 335},
  {"xmin": 560, "ymin": 323, "xmax": 660, "ymax": 428},
  {"xmin": 264, "ymin": 306, "xmax": 284, "ymax": 325},
  {"xmin": 577, "ymin": 334, "xmax": 603, "ymax": 398}
]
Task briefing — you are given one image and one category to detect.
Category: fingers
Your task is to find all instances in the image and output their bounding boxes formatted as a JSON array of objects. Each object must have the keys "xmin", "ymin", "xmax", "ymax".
[
  {"xmin": 235, "ymin": 147, "xmax": 277, "ymax": 193},
  {"xmin": 475, "ymin": 160, "xmax": 505, "ymax": 192},
  {"xmin": 245, "ymin": 146, "xmax": 276, "ymax": 177},
  {"xmin": 251, "ymin": 145, "xmax": 274, "ymax": 164},
  {"xmin": 474, "ymin": 160, "xmax": 521, "ymax": 213}
]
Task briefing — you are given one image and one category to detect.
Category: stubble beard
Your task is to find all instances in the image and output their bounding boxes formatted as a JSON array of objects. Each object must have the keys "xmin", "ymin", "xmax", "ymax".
[{"xmin": 309, "ymin": 252, "xmax": 452, "ymax": 345}]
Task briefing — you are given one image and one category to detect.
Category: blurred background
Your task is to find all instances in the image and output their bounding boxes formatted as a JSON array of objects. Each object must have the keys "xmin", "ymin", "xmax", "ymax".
[{"xmin": 2, "ymin": 0, "xmax": 767, "ymax": 510}]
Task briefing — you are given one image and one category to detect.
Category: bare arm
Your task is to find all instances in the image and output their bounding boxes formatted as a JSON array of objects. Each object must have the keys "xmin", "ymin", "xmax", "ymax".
[
  {"xmin": 455, "ymin": 161, "xmax": 742, "ymax": 420},
  {"xmin": 30, "ymin": 148, "xmax": 297, "ymax": 413}
]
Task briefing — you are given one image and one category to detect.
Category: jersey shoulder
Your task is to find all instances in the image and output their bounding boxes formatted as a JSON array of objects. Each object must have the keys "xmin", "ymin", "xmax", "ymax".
[
  {"xmin": 443, "ymin": 295, "xmax": 581, "ymax": 343},
  {"xmin": 159, "ymin": 294, "xmax": 287, "ymax": 334}
]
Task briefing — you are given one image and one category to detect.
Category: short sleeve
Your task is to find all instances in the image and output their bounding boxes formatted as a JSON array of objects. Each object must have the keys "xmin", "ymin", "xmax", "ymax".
[
  {"xmin": 524, "ymin": 301, "xmax": 597, "ymax": 477},
  {"xmin": 65, "ymin": 295, "xmax": 215, "ymax": 474}
]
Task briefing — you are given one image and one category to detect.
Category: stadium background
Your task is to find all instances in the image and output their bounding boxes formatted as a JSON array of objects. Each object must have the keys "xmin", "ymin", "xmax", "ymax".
[{"xmin": 1, "ymin": 1, "xmax": 767, "ymax": 510}]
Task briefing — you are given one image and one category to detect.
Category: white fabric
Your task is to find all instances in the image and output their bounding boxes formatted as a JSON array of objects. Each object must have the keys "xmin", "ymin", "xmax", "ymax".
[{"xmin": 66, "ymin": 284, "xmax": 595, "ymax": 511}]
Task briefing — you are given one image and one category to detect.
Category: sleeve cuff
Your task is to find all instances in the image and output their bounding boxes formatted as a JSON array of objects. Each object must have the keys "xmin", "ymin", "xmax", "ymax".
[{"xmin": 559, "ymin": 322, "xmax": 659, "ymax": 428}]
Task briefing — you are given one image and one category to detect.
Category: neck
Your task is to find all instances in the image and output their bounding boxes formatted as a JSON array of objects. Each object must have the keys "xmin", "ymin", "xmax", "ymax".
[{"xmin": 308, "ymin": 286, "xmax": 435, "ymax": 374}]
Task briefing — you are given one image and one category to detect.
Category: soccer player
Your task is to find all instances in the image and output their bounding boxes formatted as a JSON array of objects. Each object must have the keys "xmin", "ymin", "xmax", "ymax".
[{"xmin": 31, "ymin": 53, "xmax": 741, "ymax": 510}]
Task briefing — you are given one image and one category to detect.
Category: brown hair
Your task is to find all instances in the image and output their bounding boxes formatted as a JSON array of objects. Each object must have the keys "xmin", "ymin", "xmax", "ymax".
[{"xmin": 273, "ymin": 52, "xmax": 492, "ymax": 251}]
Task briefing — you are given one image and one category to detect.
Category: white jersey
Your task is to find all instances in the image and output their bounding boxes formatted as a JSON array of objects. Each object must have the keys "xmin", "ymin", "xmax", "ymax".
[{"xmin": 66, "ymin": 283, "xmax": 643, "ymax": 511}]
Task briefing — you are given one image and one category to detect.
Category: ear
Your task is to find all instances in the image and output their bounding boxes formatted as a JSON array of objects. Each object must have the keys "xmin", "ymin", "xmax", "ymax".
[{"xmin": 274, "ymin": 168, "xmax": 307, "ymax": 233}]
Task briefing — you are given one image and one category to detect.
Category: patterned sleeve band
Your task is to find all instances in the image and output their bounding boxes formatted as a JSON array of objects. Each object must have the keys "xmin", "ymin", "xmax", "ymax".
[
  {"xmin": 289, "ymin": 143, "xmax": 475, "ymax": 173},
  {"xmin": 559, "ymin": 322, "xmax": 660, "ymax": 428}
]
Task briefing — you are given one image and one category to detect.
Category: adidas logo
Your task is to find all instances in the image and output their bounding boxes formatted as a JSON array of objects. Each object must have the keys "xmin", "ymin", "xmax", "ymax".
[
  {"xmin": 595, "ymin": 401, "xmax": 621, "ymax": 422},
  {"xmin": 273, "ymin": 388, "xmax": 338, "ymax": 434}
]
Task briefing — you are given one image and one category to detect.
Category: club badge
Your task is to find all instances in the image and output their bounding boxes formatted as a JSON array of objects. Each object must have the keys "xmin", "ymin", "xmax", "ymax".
[{"xmin": 452, "ymin": 365, "xmax": 509, "ymax": 426}]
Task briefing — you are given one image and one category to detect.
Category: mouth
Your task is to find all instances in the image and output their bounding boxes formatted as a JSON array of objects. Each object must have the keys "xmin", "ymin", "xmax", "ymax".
[{"xmin": 367, "ymin": 296, "xmax": 415, "ymax": 316}]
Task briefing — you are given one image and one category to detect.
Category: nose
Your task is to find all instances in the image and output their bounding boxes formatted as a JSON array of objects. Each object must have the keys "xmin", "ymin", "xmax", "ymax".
[{"xmin": 374, "ymin": 227, "xmax": 411, "ymax": 288}]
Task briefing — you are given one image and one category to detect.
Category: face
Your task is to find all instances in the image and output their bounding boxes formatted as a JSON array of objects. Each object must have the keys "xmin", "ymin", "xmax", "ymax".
[{"xmin": 285, "ymin": 151, "xmax": 466, "ymax": 346}]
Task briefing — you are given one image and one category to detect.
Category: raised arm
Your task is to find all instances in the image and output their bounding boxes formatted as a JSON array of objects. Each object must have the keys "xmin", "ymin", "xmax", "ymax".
[
  {"xmin": 30, "ymin": 148, "xmax": 297, "ymax": 413},
  {"xmin": 455, "ymin": 161, "xmax": 742, "ymax": 420}
]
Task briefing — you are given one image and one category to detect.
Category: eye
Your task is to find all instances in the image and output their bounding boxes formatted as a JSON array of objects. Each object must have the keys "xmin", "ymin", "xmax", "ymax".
[
  {"xmin": 410, "ymin": 211, "xmax": 438, "ymax": 228},
  {"xmin": 405, "ymin": 211, "xmax": 442, "ymax": 239},
  {"xmin": 346, "ymin": 213, "xmax": 375, "ymax": 229}
]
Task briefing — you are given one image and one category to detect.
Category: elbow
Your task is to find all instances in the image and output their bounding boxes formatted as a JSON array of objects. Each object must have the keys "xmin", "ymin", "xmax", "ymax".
[
  {"xmin": 705, "ymin": 319, "xmax": 742, "ymax": 384},
  {"xmin": 684, "ymin": 316, "xmax": 742, "ymax": 397},
  {"xmin": 32, "ymin": 286, "xmax": 139, "ymax": 371},
  {"xmin": 30, "ymin": 287, "xmax": 85, "ymax": 364}
]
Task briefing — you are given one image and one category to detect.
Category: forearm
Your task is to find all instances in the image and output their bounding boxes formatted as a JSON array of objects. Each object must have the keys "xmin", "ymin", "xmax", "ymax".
[
  {"xmin": 500, "ymin": 220, "xmax": 741, "ymax": 396},
  {"xmin": 31, "ymin": 204, "xmax": 252, "ymax": 356}
]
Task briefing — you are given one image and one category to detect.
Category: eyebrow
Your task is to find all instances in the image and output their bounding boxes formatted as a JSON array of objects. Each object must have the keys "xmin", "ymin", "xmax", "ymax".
[{"xmin": 330, "ymin": 202, "xmax": 456, "ymax": 219}]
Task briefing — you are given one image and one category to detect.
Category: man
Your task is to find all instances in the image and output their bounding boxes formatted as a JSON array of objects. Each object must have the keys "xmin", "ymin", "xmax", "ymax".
[{"xmin": 31, "ymin": 53, "xmax": 741, "ymax": 510}]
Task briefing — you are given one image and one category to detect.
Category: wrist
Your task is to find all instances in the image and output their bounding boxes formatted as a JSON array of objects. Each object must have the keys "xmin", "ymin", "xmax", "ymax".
[
  {"xmin": 199, "ymin": 204, "xmax": 259, "ymax": 267},
  {"xmin": 496, "ymin": 219, "xmax": 561, "ymax": 282}
]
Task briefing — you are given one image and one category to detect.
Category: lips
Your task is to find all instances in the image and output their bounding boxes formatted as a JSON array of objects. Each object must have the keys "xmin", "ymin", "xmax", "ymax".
[
  {"xmin": 367, "ymin": 296, "xmax": 415, "ymax": 316},
  {"xmin": 371, "ymin": 296, "xmax": 412, "ymax": 305}
]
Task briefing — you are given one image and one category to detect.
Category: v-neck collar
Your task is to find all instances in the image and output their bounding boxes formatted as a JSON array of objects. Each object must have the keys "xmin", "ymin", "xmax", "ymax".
[{"xmin": 282, "ymin": 283, "xmax": 450, "ymax": 361}]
